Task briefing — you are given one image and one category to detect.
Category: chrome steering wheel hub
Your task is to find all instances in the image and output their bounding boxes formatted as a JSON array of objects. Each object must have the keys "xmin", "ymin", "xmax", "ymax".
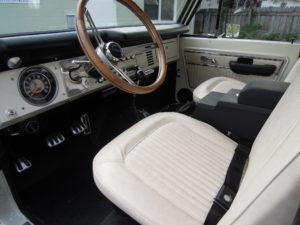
[{"xmin": 104, "ymin": 41, "xmax": 124, "ymax": 62}]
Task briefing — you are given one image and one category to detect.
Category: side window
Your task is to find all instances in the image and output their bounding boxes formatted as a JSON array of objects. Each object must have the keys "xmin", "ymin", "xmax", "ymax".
[
  {"xmin": 144, "ymin": 0, "xmax": 176, "ymax": 22},
  {"xmin": 191, "ymin": 0, "xmax": 300, "ymax": 42},
  {"xmin": 190, "ymin": 0, "xmax": 220, "ymax": 36}
]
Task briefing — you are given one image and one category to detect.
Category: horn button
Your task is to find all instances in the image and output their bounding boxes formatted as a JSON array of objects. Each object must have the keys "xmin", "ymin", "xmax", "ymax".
[{"xmin": 104, "ymin": 42, "xmax": 124, "ymax": 62}]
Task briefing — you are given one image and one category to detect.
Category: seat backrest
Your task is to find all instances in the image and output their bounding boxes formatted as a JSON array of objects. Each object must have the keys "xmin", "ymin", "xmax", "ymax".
[
  {"xmin": 219, "ymin": 62, "xmax": 300, "ymax": 224},
  {"xmin": 284, "ymin": 59, "xmax": 300, "ymax": 83}
]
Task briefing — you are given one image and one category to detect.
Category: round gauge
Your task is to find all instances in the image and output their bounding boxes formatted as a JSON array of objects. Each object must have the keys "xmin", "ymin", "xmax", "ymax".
[{"xmin": 18, "ymin": 66, "xmax": 58, "ymax": 106}]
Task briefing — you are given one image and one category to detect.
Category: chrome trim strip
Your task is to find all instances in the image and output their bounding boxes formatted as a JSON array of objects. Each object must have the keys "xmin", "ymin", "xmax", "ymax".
[
  {"xmin": 186, "ymin": 63, "xmax": 230, "ymax": 70},
  {"xmin": 185, "ymin": 50, "xmax": 285, "ymax": 62}
]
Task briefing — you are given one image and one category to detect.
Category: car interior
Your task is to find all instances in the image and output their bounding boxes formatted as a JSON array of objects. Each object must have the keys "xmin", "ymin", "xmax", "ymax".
[{"xmin": 0, "ymin": 0, "xmax": 299, "ymax": 225}]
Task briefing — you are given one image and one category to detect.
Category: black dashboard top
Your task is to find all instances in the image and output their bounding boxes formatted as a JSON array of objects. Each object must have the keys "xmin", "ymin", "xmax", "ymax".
[{"xmin": 0, "ymin": 24, "xmax": 188, "ymax": 72}]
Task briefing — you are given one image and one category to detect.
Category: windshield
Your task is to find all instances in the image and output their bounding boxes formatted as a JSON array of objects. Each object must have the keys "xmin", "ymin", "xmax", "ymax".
[{"xmin": 0, "ymin": 0, "xmax": 187, "ymax": 36}]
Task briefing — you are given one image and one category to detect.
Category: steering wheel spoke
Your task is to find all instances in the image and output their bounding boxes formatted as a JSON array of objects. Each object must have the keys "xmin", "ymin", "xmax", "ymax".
[
  {"xmin": 95, "ymin": 47, "xmax": 135, "ymax": 85},
  {"xmin": 114, "ymin": 67, "xmax": 136, "ymax": 85},
  {"xmin": 85, "ymin": 9, "xmax": 105, "ymax": 49}
]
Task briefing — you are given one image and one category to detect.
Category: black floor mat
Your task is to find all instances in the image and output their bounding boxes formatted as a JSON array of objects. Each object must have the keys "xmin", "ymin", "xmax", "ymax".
[
  {"xmin": 21, "ymin": 156, "xmax": 112, "ymax": 225},
  {"xmin": 99, "ymin": 210, "xmax": 139, "ymax": 225}
]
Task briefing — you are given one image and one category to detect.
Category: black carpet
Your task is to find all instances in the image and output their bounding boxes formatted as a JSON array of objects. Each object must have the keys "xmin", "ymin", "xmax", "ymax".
[
  {"xmin": 20, "ymin": 155, "xmax": 113, "ymax": 225},
  {"xmin": 100, "ymin": 210, "xmax": 140, "ymax": 225}
]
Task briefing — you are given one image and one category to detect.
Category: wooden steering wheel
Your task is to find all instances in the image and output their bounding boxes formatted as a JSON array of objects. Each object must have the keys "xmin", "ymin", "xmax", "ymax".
[{"xmin": 75, "ymin": 0, "xmax": 168, "ymax": 94}]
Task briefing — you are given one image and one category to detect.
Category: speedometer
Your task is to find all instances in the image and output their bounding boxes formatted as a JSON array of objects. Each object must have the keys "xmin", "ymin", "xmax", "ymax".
[{"xmin": 18, "ymin": 66, "xmax": 58, "ymax": 106}]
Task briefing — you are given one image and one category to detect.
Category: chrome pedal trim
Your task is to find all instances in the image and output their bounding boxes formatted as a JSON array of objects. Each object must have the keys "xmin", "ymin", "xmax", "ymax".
[
  {"xmin": 81, "ymin": 114, "xmax": 92, "ymax": 135},
  {"xmin": 45, "ymin": 132, "xmax": 65, "ymax": 148},
  {"xmin": 70, "ymin": 121, "xmax": 87, "ymax": 135},
  {"xmin": 14, "ymin": 158, "xmax": 32, "ymax": 173}
]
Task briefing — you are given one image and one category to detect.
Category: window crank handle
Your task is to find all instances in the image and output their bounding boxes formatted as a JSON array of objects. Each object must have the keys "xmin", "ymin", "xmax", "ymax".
[{"xmin": 201, "ymin": 56, "xmax": 216, "ymax": 64}]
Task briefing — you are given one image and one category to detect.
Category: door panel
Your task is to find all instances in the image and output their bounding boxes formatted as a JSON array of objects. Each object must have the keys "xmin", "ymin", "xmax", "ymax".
[
  {"xmin": 177, "ymin": 37, "xmax": 300, "ymax": 91},
  {"xmin": 184, "ymin": 50, "xmax": 285, "ymax": 88}
]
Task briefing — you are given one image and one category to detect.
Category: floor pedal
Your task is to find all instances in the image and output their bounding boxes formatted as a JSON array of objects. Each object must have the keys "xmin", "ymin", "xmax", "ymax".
[
  {"xmin": 81, "ymin": 114, "xmax": 92, "ymax": 135},
  {"xmin": 70, "ymin": 121, "xmax": 87, "ymax": 135},
  {"xmin": 138, "ymin": 109, "xmax": 150, "ymax": 118},
  {"xmin": 14, "ymin": 157, "xmax": 32, "ymax": 173},
  {"xmin": 45, "ymin": 132, "xmax": 65, "ymax": 148}
]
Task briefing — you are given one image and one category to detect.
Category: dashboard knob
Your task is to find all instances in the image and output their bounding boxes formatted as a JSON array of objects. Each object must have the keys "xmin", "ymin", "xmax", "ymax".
[
  {"xmin": 98, "ymin": 77, "xmax": 105, "ymax": 83},
  {"xmin": 7, "ymin": 57, "xmax": 22, "ymax": 69},
  {"xmin": 19, "ymin": 118, "xmax": 40, "ymax": 135},
  {"xmin": 6, "ymin": 109, "xmax": 17, "ymax": 118}
]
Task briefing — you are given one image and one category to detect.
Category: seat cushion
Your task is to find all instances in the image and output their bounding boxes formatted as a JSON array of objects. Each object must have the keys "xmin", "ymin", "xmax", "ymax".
[
  {"xmin": 193, "ymin": 77, "xmax": 246, "ymax": 102},
  {"xmin": 93, "ymin": 112, "xmax": 237, "ymax": 225}
]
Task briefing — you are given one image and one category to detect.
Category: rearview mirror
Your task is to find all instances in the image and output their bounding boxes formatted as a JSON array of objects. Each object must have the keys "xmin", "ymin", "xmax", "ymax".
[{"xmin": 226, "ymin": 24, "xmax": 240, "ymax": 38}]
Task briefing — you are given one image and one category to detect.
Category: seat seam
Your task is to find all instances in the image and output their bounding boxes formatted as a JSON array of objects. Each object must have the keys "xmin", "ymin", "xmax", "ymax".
[
  {"xmin": 131, "ymin": 149, "xmax": 217, "ymax": 205},
  {"xmin": 124, "ymin": 121, "xmax": 174, "ymax": 157},
  {"xmin": 145, "ymin": 139, "xmax": 228, "ymax": 184},
  {"xmin": 125, "ymin": 120, "xmax": 235, "ymax": 160}
]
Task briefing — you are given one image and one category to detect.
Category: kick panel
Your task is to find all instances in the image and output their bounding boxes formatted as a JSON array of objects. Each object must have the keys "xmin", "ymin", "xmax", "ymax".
[{"xmin": 184, "ymin": 50, "xmax": 286, "ymax": 88}]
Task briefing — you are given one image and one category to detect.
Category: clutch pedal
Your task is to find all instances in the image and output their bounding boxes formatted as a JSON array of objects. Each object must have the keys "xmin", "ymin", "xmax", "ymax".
[
  {"xmin": 45, "ymin": 132, "xmax": 65, "ymax": 148},
  {"xmin": 14, "ymin": 157, "xmax": 32, "ymax": 173}
]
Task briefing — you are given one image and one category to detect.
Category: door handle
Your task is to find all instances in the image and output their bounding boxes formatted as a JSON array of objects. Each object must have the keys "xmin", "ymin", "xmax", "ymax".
[{"xmin": 201, "ymin": 56, "xmax": 216, "ymax": 64}]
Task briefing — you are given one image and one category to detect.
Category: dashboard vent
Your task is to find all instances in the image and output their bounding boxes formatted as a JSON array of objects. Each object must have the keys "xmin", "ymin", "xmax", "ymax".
[{"xmin": 146, "ymin": 50, "xmax": 154, "ymax": 66}]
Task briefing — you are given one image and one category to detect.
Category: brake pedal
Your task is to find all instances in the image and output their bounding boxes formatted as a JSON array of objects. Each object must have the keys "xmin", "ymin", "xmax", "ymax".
[
  {"xmin": 14, "ymin": 157, "xmax": 32, "ymax": 173},
  {"xmin": 70, "ymin": 121, "xmax": 87, "ymax": 135},
  {"xmin": 45, "ymin": 132, "xmax": 65, "ymax": 148}
]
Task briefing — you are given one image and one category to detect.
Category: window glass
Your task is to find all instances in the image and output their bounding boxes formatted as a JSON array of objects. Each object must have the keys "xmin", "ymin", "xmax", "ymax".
[
  {"xmin": 190, "ymin": 0, "xmax": 220, "ymax": 37},
  {"xmin": 161, "ymin": 0, "xmax": 175, "ymax": 21},
  {"xmin": 144, "ymin": 0, "xmax": 159, "ymax": 20},
  {"xmin": 144, "ymin": 0, "xmax": 176, "ymax": 22},
  {"xmin": 0, "ymin": 0, "xmax": 186, "ymax": 36},
  {"xmin": 190, "ymin": 0, "xmax": 300, "ymax": 42}
]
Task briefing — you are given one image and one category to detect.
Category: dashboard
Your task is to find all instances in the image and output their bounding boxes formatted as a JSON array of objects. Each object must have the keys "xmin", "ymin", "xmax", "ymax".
[{"xmin": 0, "ymin": 37, "xmax": 180, "ymax": 129}]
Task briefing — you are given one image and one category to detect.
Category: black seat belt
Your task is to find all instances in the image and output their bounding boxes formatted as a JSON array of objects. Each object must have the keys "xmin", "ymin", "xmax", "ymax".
[{"xmin": 204, "ymin": 144, "xmax": 250, "ymax": 225}]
